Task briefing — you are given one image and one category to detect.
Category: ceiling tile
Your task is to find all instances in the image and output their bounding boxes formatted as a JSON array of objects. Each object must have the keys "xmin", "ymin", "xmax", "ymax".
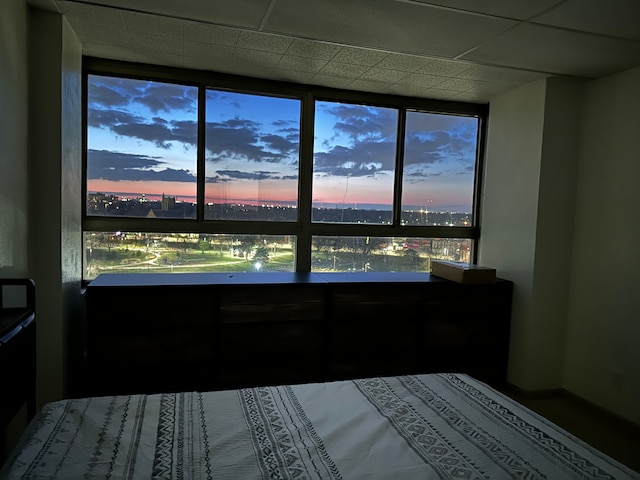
[
  {"xmin": 237, "ymin": 31, "xmax": 293, "ymax": 54},
  {"xmin": 404, "ymin": 0, "xmax": 564, "ymax": 21},
  {"xmin": 533, "ymin": 0, "xmax": 640, "ymax": 41},
  {"xmin": 265, "ymin": 0, "xmax": 517, "ymax": 59},
  {"xmin": 415, "ymin": 58, "xmax": 469, "ymax": 77},
  {"xmin": 128, "ymin": 32, "xmax": 184, "ymax": 55},
  {"xmin": 183, "ymin": 21, "xmax": 240, "ymax": 46},
  {"xmin": 375, "ymin": 53, "xmax": 432, "ymax": 72},
  {"xmin": 310, "ymin": 73, "xmax": 355, "ymax": 89},
  {"xmin": 431, "ymin": 77, "xmax": 476, "ymax": 92},
  {"xmin": 349, "ymin": 79, "xmax": 396, "ymax": 95},
  {"xmin": 69, "ymin": 0, "xmax": 271, "ymax": 28},
  {"xmin": 57, "ymin": 2, "xmax": 126, "ymax": 29},
  {"xmin": 121, "ymin": 11, "xmax": 183, "ymax": 39},
  {"xmin": 456, "ymin": 64, "xmax": 549, "ymax": 84},
  {"xmin": 284, "ymin": 39, "xmax": 343, "ymax": 60},
  {"xmin": 277, "ymin": 55, "xmax": 329, "ymax": 74},
  {"xmin": 67, "ymin": 23, "xmax": 131, "ymax": 47},
  {"xmin": 360, "ymin": 67, "xmax": 410, "ymax": 83},
  {"xmin": 232, "ymin": 48, "xmax": 282, "ymax": 68},
  {"xmin": 331, "ymin": 46, "xmax": 389, "ymax": 66},
  {"xmin": 318, "ymin": 61, "xmax": 370, "ymax": 79},
  {"xmin": 396, "ymin": 72, "xmax": 447, "ymax": 88},
  {"xmin": 460, "ymin": 23, "xmax": 640, "ymax": 77},
  {"xmin": 184, "ymin": 41, "xmax": 234, "ymax": 61}
]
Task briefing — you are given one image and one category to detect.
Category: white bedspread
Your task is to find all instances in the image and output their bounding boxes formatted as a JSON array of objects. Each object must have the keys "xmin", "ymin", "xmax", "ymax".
[{"xmin": 2, "ymin": 373, "xmax": 638, "ymax": 479}]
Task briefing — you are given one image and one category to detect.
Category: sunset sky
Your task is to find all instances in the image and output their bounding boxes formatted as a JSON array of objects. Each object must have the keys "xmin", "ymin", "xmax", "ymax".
[{"xmin": 87, "ymin": 75, "xmax": 478, "ymax": 212}]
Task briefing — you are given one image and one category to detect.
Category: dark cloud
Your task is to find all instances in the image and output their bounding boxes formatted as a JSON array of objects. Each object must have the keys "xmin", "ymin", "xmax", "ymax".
[
  {"xmin": 87, "ymin": 149, "xmax": 196, "ymax": 183},
  {"xmin": 88, "ymin": 109, "xmax": 142, "ymax": 129},
  {"xmin": 205, "ymin": 119, "xmax": 298, "ymax": 163},
  {"xmin": 136, "ymin": 83, "xmax": 197, "ymax": 114},
  {"xmin": 313, "ymin": 139, "xmax": 396, "ymax": 177},
  {"xmin": 404, "ymin": 129, "xmax": 477, "ymax": 168},
  {"xmin": 90, "ymin": 106, "xmax": 198, "ymax": 149},
  {"xmin": 212, "ymin": 169, "xmax": 288, "ymax": 181},
  {"xmin": 89, "ymin": 76, "xmax": 196, "ymax": 114},
  {"xmin": 322, "ymin": 103, "xmax": 397, "ymax": 141},
  {"xmin": 88, "ymin": 83, "xmax": 131, "ymax": 108}
]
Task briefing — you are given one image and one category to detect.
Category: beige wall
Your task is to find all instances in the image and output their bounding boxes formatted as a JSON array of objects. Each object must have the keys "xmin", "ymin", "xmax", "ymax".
[
  {"xmin": 563, "ymin": 65, "xmax": 640, "ymax": 425},
  {"xmin": 0, "ymin": 0, "xmax": 29, "ymax": 275}
]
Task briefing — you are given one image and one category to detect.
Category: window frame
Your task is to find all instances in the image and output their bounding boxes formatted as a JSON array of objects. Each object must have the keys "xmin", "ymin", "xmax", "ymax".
[{"xmin": 82, "ymin": 56, "xmax": 488, "ymax": 280}]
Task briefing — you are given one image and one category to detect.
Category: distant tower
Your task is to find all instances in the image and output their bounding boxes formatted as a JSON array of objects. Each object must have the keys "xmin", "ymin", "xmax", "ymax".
[{"xmin": 161, "ymin": 193, "xmax": 175, "ymax": 211}]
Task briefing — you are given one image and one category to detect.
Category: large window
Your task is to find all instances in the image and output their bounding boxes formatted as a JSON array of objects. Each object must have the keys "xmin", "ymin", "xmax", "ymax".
[{"xmin": 83, "ymin": 59, "xmax": 486, "ymax": 281}]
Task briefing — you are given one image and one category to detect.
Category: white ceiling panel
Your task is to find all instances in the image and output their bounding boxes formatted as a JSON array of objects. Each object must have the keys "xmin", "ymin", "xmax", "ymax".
[
  {"xmin": 402, "ymin": 0, "xmax": 565, "ymax": 21},
  {"xmin": 461, "ymin": 23, "xmax": 640, "ymax": 78},
  {"xmin": 69, "ymin": 0, "xmax": 272, "ymax": 28},
  {"xmin": 29, "ymin": 0, "xmax": 640, "ymax": 103},
  {"xmin": 532, "ymin": 0, "xmax": 640, "ymax": 41},
  {"xmin": 265, "ymin": 0, "xmax": 517, "ymax": 58}
]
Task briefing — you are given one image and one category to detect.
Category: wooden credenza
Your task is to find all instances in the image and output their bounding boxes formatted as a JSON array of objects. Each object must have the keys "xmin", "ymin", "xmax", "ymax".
[{"xmin": 81, "ymin": 272, "xmax": 512, "ymax": 396}]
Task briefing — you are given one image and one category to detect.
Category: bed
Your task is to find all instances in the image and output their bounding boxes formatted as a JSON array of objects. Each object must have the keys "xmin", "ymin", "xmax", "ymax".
[{"xmin": 1, "ymin": 373, "xmax": 638, "ymax": 479}]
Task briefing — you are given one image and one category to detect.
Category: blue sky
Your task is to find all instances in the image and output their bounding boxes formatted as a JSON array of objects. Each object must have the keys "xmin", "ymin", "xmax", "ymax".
[{"xmin": 87, "ymin": 75, "xmax": 478, "ymax": 211}]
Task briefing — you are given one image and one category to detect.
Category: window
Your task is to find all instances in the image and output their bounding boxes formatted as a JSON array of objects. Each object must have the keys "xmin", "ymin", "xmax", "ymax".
[{"xmin": 83, "ymin": 59, "xmax": 486, "ymax": 281}]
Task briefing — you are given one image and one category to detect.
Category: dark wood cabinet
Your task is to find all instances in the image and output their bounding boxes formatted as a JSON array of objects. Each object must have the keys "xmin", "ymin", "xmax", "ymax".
[
  {"xmin": 1, "ymin": 278, "xmax": 36, "ymax": 462},
  {"xmin": 82, "ymin": 272, "xmax": 512, "ymax": 396}
]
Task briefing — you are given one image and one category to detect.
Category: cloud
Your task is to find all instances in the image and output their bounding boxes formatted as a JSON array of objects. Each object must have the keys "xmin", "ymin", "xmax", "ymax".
[
  {"xmin": 207, "ymin": 169, "xmax": 291, "ymax": 183},
  {"xmin": 88, "ymin": 83, "xmax": 132, "ymax": 108},
  {"xmin": 89, "ymin": 75, "xmax": 196, "ymax": 113},
  {"xmin": 88, "ymin": 109, "xmax": 142, "ymax": 129},
  {"xmin": 321, "ymin": 103, "xmax": 397, "ymax": 141},
  {"xmin": 136, "ymin": 83, "xmax": 197, "ymax": 114},
  {"xmin": 110, "ymin": 118, "xmax": 198, "ymax": 149},
  {"xmin": 205, "ymin": 119, "xmax": 298, "ymax": 163},
  {"xmin": 313, "ymin": 139, "xmax": 396, "ymax": 177},
  {"xmin": 87, "ymin": 149, "xmax": 196, "ymax": 182}
]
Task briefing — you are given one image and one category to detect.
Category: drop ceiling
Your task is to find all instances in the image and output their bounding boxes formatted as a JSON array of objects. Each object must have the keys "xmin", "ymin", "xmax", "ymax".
[{"xmin": 27, "ymin": 0, "xmax": 640, "ymax": 103}]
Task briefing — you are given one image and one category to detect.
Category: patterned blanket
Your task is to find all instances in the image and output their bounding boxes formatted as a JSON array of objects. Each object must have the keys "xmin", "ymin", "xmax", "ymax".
[{"xmin": 2, "ymin": 373, "xmax": 638, "ymax": 479}]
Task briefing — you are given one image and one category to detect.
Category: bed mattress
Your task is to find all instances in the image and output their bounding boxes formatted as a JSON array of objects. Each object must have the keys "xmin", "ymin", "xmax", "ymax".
[{"xmin": 2, "ymin": 373, "xmax": 637, "ymax": 479}]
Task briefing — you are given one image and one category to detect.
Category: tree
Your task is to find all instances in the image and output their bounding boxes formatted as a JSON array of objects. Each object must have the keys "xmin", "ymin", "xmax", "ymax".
[{"xmin": 254, "ymin": 246, "xmax": 269, "ymax": 264}]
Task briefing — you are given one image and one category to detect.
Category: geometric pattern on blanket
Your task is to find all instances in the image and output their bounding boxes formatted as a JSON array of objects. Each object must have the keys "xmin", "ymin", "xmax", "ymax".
[{"xmin": 2, "ymin": 373, "xmax": 638, "ymax": 479}]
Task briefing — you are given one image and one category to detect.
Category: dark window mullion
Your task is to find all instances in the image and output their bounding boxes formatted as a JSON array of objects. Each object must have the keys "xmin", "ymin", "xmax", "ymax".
[
  {"xmin": 393, "ymin": 108, "xmax": 407, "ymax": 227},
  {"xmin": 197, "ymin": 86, "xmax": 206, "ymax": 222},
  {"xmin": 295, "ymin": 92, "xmax": 315, "ymax": 272}
]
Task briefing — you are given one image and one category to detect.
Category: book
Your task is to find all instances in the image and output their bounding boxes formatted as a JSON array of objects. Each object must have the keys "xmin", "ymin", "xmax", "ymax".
[{"xmin": 430, "ymin": 260, "xmax": 496, "ymax": 284}]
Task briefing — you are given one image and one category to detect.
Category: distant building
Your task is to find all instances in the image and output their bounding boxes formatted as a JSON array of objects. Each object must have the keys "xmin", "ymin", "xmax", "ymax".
[{"xmin": 161, "ymin": 193, "xmax": 176, "ymax": 211}]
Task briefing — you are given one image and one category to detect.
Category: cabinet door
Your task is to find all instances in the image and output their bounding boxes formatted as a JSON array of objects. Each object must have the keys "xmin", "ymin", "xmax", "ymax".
[
  {"xmin": 215, "ymin": 285, "xmax": 325, "ymax": 388},
  {"xmin": 85, "ymin": 285, "xmax": 216, "ymax": 395},
  {"xmin": 422, "ymin": 281, "xmax": 512, "ymax": 383},
  {"xmin": 328, "ymin": 283, "xmax": 424, "ymax": 379}
]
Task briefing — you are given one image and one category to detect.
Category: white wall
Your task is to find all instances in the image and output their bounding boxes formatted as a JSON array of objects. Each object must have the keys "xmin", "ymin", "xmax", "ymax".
[
  {"xmin": 482, "ymin": 69, "xmax": 640, "ymax": 426},
  {"xmin": 480, "ymin": 76, "xmax": 584, "ymax": 392},
  {"xmin": 0, "ymin": 0, "xmax": 29, "ymax": 275},
  {"xmin": 563, "ymin": 66, "xmax": 640, "ymax": 425},
  {"xmin": 480, "ymin": 80, "xmax": 546, "ymax": 389}
]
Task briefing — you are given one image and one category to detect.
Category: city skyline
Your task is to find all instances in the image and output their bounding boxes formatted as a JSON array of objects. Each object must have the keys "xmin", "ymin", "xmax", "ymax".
[{"xmin": 87, "ymin": 75, "xmax": 479, "ymax": 212}]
